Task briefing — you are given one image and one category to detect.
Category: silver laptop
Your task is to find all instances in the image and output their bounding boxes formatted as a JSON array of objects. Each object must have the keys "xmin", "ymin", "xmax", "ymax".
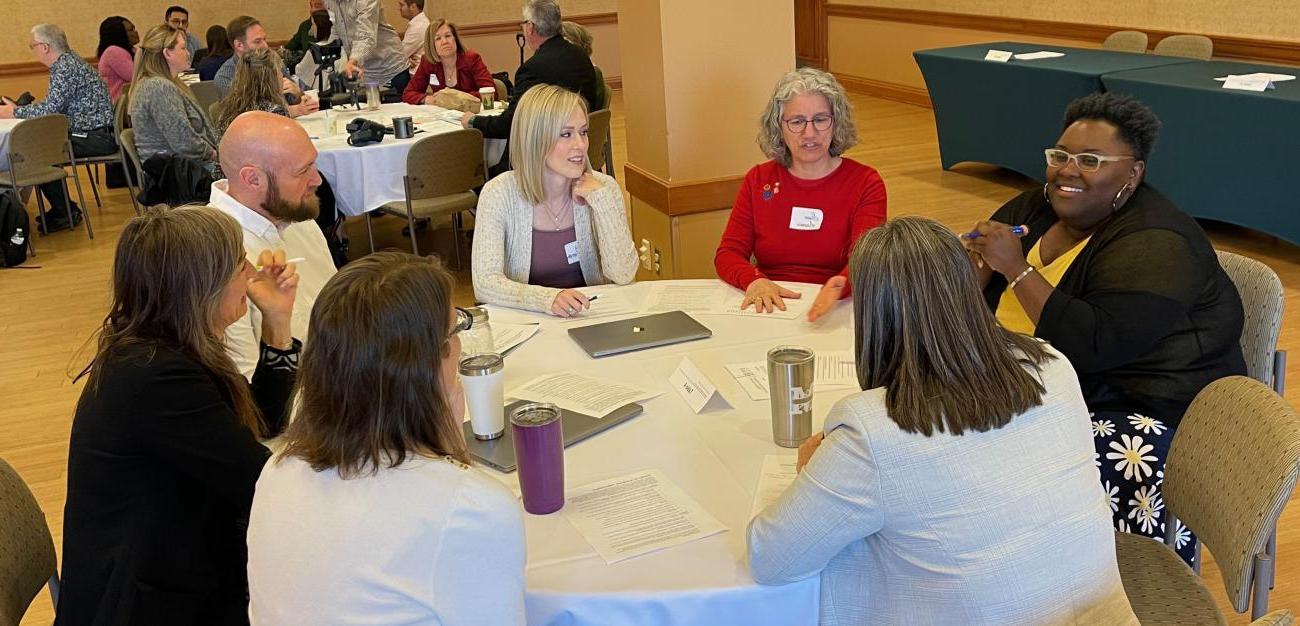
[
  {"xmin": 464, "ymin": 400, "xmax": 644, "ymax": 472},
  {"xmin": 567, "ymin": 310, "xmax": 712, "ymax": 358}
]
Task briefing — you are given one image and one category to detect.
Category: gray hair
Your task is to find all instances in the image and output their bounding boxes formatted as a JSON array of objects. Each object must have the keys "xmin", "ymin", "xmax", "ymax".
[
  {"xmin": 31, "ymin": 24, "xmax": 70, "ymax": 54},
  {"xmin": 523, "ymin": 0, "xmax": 562, "ymax": 38},
  {"xmin": 757, "ymin": 67, "xmax": 857, "ymax": 168}
]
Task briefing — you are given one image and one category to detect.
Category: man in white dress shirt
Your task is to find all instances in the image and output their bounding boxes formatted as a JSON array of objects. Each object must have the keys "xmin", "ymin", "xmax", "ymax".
[
  {"xmin": 396, "ymin": 0, "xmax": 429, "ymax": 74},
  {"xmin": 212, "ymin": 111, "xmax": 337, "ymax": 379}
]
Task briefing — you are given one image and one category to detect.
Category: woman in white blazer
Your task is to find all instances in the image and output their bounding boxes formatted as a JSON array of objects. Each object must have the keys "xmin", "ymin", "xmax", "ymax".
[
  {"xmin": 248, "ymin": 252, "xmax": 526, "ymax": 626},
  {"xmin": 747, "ymin": 216, "xmax": 1137, "ymax": 625},
  {"xmin": 471, "ymin": 83, "xmax": 637, "ymax": 317}
]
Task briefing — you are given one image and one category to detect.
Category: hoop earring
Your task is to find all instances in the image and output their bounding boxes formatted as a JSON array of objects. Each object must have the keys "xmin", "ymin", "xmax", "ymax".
[
  {"xmin": 1111, "ymin": 182, "xmax": 1133, "ymax": 212},
  {"xmin": 1042, "ymin": 182, "xmax": 1050, "ymax": 202}
]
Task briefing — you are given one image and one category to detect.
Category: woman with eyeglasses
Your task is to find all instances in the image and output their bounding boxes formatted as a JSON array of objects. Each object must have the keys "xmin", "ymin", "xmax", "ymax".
[
  {"xmin": 714, "ymin": 67, "xmax": 887, "ymax": 322},
  {"xmin": 248, "ymin": 252, "xmax": 525, "ymax": 625},
  {"xmin": 966, "ymin": 92, "xmax": 1245, "ymax": 564}
]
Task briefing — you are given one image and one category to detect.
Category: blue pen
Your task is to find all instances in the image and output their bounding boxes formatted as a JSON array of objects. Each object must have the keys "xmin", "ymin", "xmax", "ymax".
[{"xmin": 961, "ymin": 225, "xmax": 1027, "ymax": 240}]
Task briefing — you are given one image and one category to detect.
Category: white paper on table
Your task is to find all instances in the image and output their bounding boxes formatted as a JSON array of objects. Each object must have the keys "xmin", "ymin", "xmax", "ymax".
[
  {"xmin": 984, "ymin": 49, "xmax": 1013, "ymax": 62},
  {"xmin": 1222, "ymin": 75, "xmax": 1274, "ymax": 91},
  {"xmin": 508, "ymin": 372, "xmax": 659, "ymax": 417},
  {"xmin": 717, "ymin": 287, "xmax": 812, "ymax": 320},
  {"xmin": 725, "ymin": 362, "xmax": 770, "ymax": 402},
  {"xmin": 1215, "ymin": 72, "xmax": 1296, "ymax": 82},
  {"xmin": 668, "ymin": 356, "xmax": 729, "ymax": 413},
  {"xmin": 751, "ymin": 455, "xmax": 799, "ymax": 518},
  {"xmin": 492, "ymin": 322, "xmax": 540, "ymax": 356},
  {"xmin": 725, "ymin": 351, "xmax": 858, "ymax": 402},
  {"xmin": 1012, "ymin": 51, "xmax": 1065, "ymax": 60},
  {"xmin": 644, "ymin": 283, "xmax": 724, "ymax": 313},
  {"xmin": 562, "ymin": 469, "xmax": 727, "ymax": 564},
  {"xmin": 566, "ymin": 289, "xmax": 637, "ymax": 321}
]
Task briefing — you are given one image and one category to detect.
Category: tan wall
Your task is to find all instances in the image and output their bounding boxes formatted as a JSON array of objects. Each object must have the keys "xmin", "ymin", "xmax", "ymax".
[
  {"xmin": 834, "ymin": 0, "xmax": 1300, "ymax": 43},
  {"xmin": 425, "ymin": 0, "xmax": 613, "ymax": 24},
  {"xmin": 459, "ymin": 22, "xmax": 621, "ymax": 89}
]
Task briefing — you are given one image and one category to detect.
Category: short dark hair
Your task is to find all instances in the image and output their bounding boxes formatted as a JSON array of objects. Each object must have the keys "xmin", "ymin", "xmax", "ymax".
[
  {"xmin": 1062, "ymin": 93, "xmax": 1162, "ymax": 162},
  {"xmin": 226, "ymin": 15, "xmax": 262, "ymax": 46},
  {"xmin": 404, "ymin": 0, "xmax": 426, "ymax": 8},
  {"xmin": 164, "ymin": 5, "xmax": 188, "ymax": 18}
]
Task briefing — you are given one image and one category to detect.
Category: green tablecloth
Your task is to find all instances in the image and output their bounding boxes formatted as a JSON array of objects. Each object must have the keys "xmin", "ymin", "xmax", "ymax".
[
  {"xmin": 914, "ymin": 42, "xmax": 1194, "ymax": 180},
  {"xmin": 1102, "ymin": 60, "xmax": 1300, "ymax": 245}
]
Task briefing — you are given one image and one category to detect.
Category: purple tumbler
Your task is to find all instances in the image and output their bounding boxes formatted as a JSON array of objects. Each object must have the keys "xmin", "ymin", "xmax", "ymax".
[{"xmin": 511, "ymin": 402, "xmax": 565, "ymax": 514}]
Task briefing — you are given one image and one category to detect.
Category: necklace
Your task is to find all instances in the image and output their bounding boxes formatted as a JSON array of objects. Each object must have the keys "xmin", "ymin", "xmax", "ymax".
[{"xmin": 540, "ymin": 195, "xmax": 572, "ymax": 231}]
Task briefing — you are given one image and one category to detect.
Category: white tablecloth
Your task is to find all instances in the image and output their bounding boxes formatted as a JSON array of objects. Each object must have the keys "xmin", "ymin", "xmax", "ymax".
[
  {"xmin": 484, "ymin": 279, "xmax": 859, "ymax": 626},
  {"xmin": 298, "ymin": 102, "xmax": 506, "ymax": 216},
  {"xmin": 0, "ymin": 118, "xmax": 22, "ymax": 171}
]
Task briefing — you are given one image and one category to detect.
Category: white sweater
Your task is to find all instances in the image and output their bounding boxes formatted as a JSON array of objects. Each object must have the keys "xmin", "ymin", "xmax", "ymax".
[
  {"xmin": 248, "ymin": 454, "xmax": 526, "ymax": 626},
  {"xmin": 471, "ymin": 170, "xmax": 638, "ymax": 312}
]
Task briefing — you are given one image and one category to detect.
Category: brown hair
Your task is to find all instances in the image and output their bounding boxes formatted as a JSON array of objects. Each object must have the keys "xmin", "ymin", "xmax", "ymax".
[
  {"xmin": 132, "ymin": 24, "xmax": 193, "ymax": 99},
  {"xmin": 560, "ymin": 21, "xmax": 593, "ymax": 57},
  {"xmin": 280, "ymin": 252, "xmax": 469, "ymax": 477},
  {"xmin": 76, "ymin": 206, "xmax": 266, "ymax": 436},
  {"xmin": 849, "ymin": 216, "xmax": 1055, "ymax": 436},
  {"xmin": 226, "ymin": 15, "xmax": 261, "ymax": 47},
  {"xmin": 215, "ymin": 48, "xmax": 290, "ymax": 133},
  {"xmin": 423, "ymin": 18, "xmax": 466, "ymax": 61}
]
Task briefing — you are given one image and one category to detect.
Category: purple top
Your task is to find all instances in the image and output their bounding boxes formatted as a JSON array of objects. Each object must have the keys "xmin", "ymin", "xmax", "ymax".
[{"xmin": 529, "ymin": 227, "xmax": 586, "ymax": 289}]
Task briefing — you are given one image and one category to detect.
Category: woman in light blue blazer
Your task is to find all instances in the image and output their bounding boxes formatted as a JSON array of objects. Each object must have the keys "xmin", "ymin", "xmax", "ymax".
[{"xmin": 747, "ymin": 216, "xmax": 1137, "ymax": 625}]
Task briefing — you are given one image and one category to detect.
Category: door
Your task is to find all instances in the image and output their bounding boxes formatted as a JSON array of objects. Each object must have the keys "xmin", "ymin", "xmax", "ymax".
[{"xmin": 794, "ymin": 0, "xmax": 826, "ymax": 68}]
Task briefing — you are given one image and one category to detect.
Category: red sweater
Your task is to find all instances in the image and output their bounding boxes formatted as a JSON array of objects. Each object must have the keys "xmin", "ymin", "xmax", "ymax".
[
  {"xmin": 714, "ymin": 158, "xmax": 887, "ymax": 294},
  {"xmin": 401, "ymin": 50, "xmax": 495, "ymax": 105}
]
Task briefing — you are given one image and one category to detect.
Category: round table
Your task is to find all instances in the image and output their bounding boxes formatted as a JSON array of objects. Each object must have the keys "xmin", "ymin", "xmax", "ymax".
[
  {"xmin": 483, "ymin": 279, "xmax": 858, "ymax": 626},
  {"xmin": 296, "ymin": 102, "xmax": 506, "ymax": 216}
]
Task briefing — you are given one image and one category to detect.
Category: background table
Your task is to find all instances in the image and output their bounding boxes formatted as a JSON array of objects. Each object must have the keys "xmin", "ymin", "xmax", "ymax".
[
  {"xmin": 1102, "ymin": 60, "xmax": 1300, "ymax": 245},
  {"xmin": 483, "ymin": 279, "xmax": 858, "ymax": 626},
  {"xmin": 297, "ymin": 103, "xmax": 506, "ymax": 216},
  {"xmin": 914, "ymin": 42, "xmax": 1194, "ymax": 180}
]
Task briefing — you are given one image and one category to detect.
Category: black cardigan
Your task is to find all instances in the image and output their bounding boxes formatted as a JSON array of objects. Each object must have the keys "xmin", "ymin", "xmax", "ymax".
[
  {"xmin": 983, "ymin": 185, "xmax": 1246, "ymax": 422},
  {"xmin": 56, "ymin": 342, "xmax": 296, "ymax": 626},
  {"xmin": 471, "ymin": 35, "xmax": 600, "ymax": 140}
]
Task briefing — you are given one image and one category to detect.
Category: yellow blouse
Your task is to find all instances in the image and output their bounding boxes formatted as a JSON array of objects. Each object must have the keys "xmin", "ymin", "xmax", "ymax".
[{"xmin": 996, "ymin": 235, "xmax": 1092, "ymax": 334}]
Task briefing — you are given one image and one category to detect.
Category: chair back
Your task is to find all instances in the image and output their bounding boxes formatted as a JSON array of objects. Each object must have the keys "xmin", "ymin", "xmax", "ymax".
[
  {"xmin": 209, "ymin": 102, "xmax": 223, "ymax": 128},
  {"xmin": 119, "ymin": 129, "xmax": 146, "ymax": 177},
  {"xmin": 114, "ymin": 84, "xmax": 132, "ymax": 132},
  {"xmin": 1103, "ymin": 30, "xmax": 1149, "ymax": 53},
  {"xmin": 404, "ymin": 129, "xmax": 484, "ymax": 200},
  {"xmin": 5, "ymin": 115, "xmax": 72, "ymax": 185},
  {"xmin": 493, "ymin": 78, "xmax": 509, "ymax": 103},
  {"xmin": 1154, "ymin": 34, "xmax": 1214, "ymax": 59},
  {"xmin": 1218, "ymin": 250, "xmax": 1284, "ymax": 390},
  {"xmin": 586, "ymin": 108, "xmax": 612, "ymax": 169},
  {"xmin": 191, "ymin": 80, "xmax": 221, "ymax": 118},
  {"xmin": 0, "ymin": 457, "xmax": 57, "ymax": 626},
  {"xmin": 1164, "ymin": 376, "xmax": 1300, "ymax": 613}
]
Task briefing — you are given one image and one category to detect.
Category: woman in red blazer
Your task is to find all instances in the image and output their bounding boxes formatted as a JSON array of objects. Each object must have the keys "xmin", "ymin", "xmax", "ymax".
[{"xmin": 402, "ymin": 19, "xmax": 495, "ymax": 105}]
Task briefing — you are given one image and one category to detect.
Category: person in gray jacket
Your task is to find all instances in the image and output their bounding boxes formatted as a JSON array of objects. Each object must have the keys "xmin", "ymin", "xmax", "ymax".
[
  {"xmin": 129, "ymin": 24, "xmax": 218, "ymax": 174},
  {"xmin": 323, "ymin": 0, "xmax": 411, "ymax": 94}
]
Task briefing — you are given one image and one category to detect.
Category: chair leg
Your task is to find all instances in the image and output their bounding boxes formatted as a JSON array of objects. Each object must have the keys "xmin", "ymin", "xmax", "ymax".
[
  {"xmin": 64, "ymin": 177, "xmax": 93, "ymax": 240},
  {"xmin": 1163, "ymin": 515, "xmax": 1179, "ymax": 546},
  {"xmin": 34, "ymin": 189, "xmax": 48, "ymax": 235},
  {"xmin": 451, "ymin": 211, "xmax": 463, "ymax": 269},
  {"xmin": 47, "ymin": 571, "xmax": 60, "ymax": 609},
  {"xmin": 1275, "ymin": 351, "xmax": 1287, "ymax": 397},
  {"xmin": 1268, "ymin": 528, "xmax": 1278, "ymax": 590},
  {"xmin": 120, "ymin": 153, "xmax": 140, "ymax": 215},
  {"xmin": 406, "ymin": 211, "xmax": 419, "ymax": 256},
  {"xmin": 603, "ymin": 127, "xmax": 615, "ymax": 178},
  {"xmin": 1193, "ymin": 542, "xmax": 1202, "ymax": 575},
  {"xmin": 364, "ymin": 212, "xmax": 376, "ymax": 253},
  {"xmin": 82, "ymin": 162, "xmax": 102, "ymax": 208},
  {"xmin": 1253, "ymin": 552, "xmax": 1273, "ymax": 620}
]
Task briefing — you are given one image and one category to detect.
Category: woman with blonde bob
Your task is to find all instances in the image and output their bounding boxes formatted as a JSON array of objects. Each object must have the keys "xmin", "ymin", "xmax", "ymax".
[
  {"xmin": 715, "ymin": 67, "xmax": 887, "ymax": 322},
  {"xmin": 248, "ymin": 252, "xmax": 526, "ymax": 625},
  {"xmin": 471, "ymin": 83, "xmax": 636, "ymax": 316},
  {"xmin": 747, "ymin": 216, "xmax": 1137, "ymax": 625},
  {"xmin": 128, "ymin": 23, "xmax": 219, "ymax": 172}
]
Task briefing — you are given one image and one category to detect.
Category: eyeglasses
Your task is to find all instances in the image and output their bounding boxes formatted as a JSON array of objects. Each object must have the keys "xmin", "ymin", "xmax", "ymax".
[
  {"xmin": 1044, "ymin": 148, "xmax": 1135, "ymax": 172},
  {"xmin": 28, "ymin": 42, "xmax": 48, "ymax": 50},
  {"xmin": 782, "ymin": 115, "xmax": 833, "ymax": 134},
  {"xmin": 449, "ymin": 307, "xmax": 472, "ymax": 339}
]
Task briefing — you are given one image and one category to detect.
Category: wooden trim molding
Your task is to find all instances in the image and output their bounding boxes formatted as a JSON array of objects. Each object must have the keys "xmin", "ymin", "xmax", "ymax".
[
  {"xmin": 825, "ymin": 4, "xmax": 1300, "ymax": 66},
  {"xmin": 624, "ymin": 163, "xmax": 743, "ymax": 217},
  {"xmin": 833, "ymin": 73, "xmax": 930, "ymax": 108},
  {"xmin": 459, "ymin": 12, "xmax": 617, "ymax": 37}
]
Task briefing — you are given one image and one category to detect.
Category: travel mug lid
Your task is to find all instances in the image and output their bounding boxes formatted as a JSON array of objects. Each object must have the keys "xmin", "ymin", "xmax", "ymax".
[
  {"xmin": 458, "ymin": 353, "xmax": 504, "ymax": 376},
  {"xmin": 510, "ymin": 402, "xmax": 561, "ymax": 427}
]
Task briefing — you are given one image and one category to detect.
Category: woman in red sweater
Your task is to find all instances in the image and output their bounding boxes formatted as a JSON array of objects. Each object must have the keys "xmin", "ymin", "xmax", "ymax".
[
  {"xmin": 402, "ymin": 19, "xmax": 495, "ymax": 105},
  {"xmin": 715, "ymin": 67, "xmax": 887, "ymax": 321}
]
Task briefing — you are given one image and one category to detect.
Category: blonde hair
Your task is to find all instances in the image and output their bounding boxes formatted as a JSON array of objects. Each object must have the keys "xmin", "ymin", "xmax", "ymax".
[
  {"xmin": 757, "ymin": 67, "xmax": 857, "ymax": 168},
  {"xmin": 132, "ymin": 24, "xmax": 193, "ymax": 100},
  {"xmin": 215, "ymin": 48, "xmax": 289, "ymax": 132},
  {"xmin": 423, "ymin": 19, "xmax": 465, "ymax": 62},
  {"xmin": 560, "ymin": 21, "xmax": 593, "ymax": 57},
  {"xmin": 509, "ymin": 84, "xmax": 590, "ymax": 205}
]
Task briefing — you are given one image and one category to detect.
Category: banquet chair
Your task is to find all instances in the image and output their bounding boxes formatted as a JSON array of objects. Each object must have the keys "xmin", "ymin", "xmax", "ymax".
[
  {"xmin": 66, "ymin": 95, "xmax": 131, "ymax": 210},
  {"xmin": 1154, "ymin": 34, "xmax": 1214, "ymax": 60},
  {"xmin": 1103, "ymin": 30, "xmax": 1149, "ymax": 53},
  {"xmin": 0, "ymin": 456, "xmax": 59, "ymax": 626},
  {"xmin": 371, "ymin": 128, "xmax": 485, "ymax": 264},
  {"xmin": 494, "ymin": 78, "xmax": 509, "ymax": 104},
  {"xmin": 117, "ymin": 129, "xmax": 147, "ymax": 215},
  {"xmin": 586, "ymin": 108, "xmax": 614, "ymax": 177},
  {"xmin": 209, "ymin": 102, "xmax": 222, "ymax": 127},
  {"xmin": 191, "ymin": 81, "xmax": 221, "ymax": 119},
  {"xmin": 0, "ymin": 114, "xmax": 93, "ymax": 239},
  {"xmin": 1116, "ymin": 376, "xmax": 1300, "ymax": 622}
]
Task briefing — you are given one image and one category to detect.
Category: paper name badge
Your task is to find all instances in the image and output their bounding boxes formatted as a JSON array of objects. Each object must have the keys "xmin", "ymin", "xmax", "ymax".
[
  {"xmin": 789, "ymin": 207, "xmax": 824, "ymax": 231},
  {"xmin": 669, "ymin": 357, "xmax": 729, "ymax": 414},
  {"xmin": 429, "ymin": 75, "xmax": 440, "ymax": 86},
  {"xmin": 564, "ymin": 241, "xmax": 580, "ymax": 264},
  {"xmin": 984, "ymin": 49, "xmax": 1013, "ymax": 63},
  {"xmin": 1222, "ymin": 75, "xmax": 1273, "ymax": 92}
]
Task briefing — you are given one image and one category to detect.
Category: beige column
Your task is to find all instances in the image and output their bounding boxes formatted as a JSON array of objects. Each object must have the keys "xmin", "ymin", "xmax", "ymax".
[{"xmin": 617, "ymin": 0, "xmax": 794, "ymax": 279}]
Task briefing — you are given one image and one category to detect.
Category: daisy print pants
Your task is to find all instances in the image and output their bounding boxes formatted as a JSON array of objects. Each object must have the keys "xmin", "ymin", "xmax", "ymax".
[{"xmin": 1091, "ymin": 409, "xmax": 1196, "ymax": 565}]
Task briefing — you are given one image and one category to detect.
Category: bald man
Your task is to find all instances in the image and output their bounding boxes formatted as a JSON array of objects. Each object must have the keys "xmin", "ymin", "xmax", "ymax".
[{"xmin": 212, "ymin": 111, "xmax": 338, "ymax": 379}]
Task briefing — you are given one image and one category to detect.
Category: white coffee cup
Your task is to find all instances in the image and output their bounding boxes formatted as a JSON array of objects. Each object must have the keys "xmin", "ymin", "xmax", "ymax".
[
  {"xmin": 479, "ymin": 86, "xmax": 496, "ymax": 109},
  {"xmin": 459, "ymin": 353, "xmax": 505, "ymax": 440}
]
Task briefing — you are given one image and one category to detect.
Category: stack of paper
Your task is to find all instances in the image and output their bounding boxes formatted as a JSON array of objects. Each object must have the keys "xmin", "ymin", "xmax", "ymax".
[
  {"xmin": 1012, "ymin": 51, "xmax": 1065, "ymax": 60},
  {"xmin": 725, "ymin": 350, "xmax": 858, "ymax": 402},
  {"xmin": 751, "ymin": 455, "xmax": 799, "ymax": 517},
  {"xmin": 563, "ymin": 470, "xmax": 727, "ymax": 564},
  {"xmin": 508, "ymin": 372, "xmax": 660, "ymax": 417},
  {"xmin": 561, "ymin": 289, "xmax": 637, "ymax": 321},
  {"xmin": 491, "ymin": 322, "xmax": 540, "ymax": 356}
]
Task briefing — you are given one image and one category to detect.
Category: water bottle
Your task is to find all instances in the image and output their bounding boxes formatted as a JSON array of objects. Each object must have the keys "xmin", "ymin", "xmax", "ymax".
[{"xmin": 365, "ymin": 82, "xmax": 381, "ymax": 110}]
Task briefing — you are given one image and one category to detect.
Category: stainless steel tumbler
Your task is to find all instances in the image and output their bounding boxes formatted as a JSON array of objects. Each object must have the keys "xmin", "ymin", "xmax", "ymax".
[
  {"xmin": 392, "ymin": 116, "xmax": 414, "ymax": 139},
  {"xmin": 767, "ymin": 345, "xmax": 814, "ymax": 448}
]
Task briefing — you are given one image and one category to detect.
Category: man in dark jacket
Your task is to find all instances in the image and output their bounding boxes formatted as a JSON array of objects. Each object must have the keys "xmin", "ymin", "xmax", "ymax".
[{"xmin": 460, "ymin": 0, "xmax": 599, "ymax": 145}]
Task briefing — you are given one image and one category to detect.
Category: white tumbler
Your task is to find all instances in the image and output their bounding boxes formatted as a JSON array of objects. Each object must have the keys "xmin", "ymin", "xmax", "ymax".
[{"xmin": 459, "ymin": 353, "xmax": 505, "ymax": 440}]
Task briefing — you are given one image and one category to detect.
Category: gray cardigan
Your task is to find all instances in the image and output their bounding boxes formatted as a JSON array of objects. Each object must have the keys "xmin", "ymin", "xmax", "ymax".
[
  {"xmin": 128, "ymin": 76, "xmax": 218, "ymax": 164},
  {"xmin": 471, "ymin": 171, "xmax": 637, "ymax": 313}
]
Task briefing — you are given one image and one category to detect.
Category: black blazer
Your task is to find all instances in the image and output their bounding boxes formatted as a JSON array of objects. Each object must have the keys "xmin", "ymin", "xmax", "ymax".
[
  {"xmin": 55, "ymin": 342, "xmax": 295, "ymax": 626},
  {"xmin": 472, "ymin": 35, "xmax": 600, "ymax": 140},
  {"xmin": 983, "ymin": 184, "xmax": 1246, "ymax": 422}
]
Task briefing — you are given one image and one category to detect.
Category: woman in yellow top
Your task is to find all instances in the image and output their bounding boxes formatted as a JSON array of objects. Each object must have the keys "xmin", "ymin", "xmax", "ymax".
[{"xmin": 965, "ymin": 93, "xmax": 1245, "ymax": 566}]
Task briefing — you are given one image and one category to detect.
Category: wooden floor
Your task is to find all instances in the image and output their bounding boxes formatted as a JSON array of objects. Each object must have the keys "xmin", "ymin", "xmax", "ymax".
[{"xmin": 6, "ymin": 90, "xmax": 1299, "ymax": 624}]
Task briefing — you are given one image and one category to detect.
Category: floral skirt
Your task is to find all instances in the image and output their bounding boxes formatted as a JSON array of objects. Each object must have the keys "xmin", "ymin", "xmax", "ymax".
[{"xmin": 1091, "ymin": 409, "xmax": 1196, "ymax": 565}]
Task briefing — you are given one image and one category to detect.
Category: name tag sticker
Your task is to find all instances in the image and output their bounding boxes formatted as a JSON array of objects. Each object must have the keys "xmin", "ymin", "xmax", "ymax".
[
  {"xmin": 564, "ymin": 241, "xmax": 580, "ymax": 264},
  {"xmin": 430, "ymin": 75, "xmax": 440, "ymax": 86},
  {"xmin": 789, "ymin": 207, "xmax": 824, "ymax": 231}
]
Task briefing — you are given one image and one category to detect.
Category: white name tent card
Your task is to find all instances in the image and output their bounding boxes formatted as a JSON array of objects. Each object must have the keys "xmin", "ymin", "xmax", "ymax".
[
  {"xmin": 984, "ymin": 49, "xmax": 1013, "ymax": 63},
  {"xmin": 1222, "ymin": 75, "xmax": 1274, "ymax": 92},
  {"xmin": 669, "ymin": 357, "xmax": 730, "ymax": 414}
]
